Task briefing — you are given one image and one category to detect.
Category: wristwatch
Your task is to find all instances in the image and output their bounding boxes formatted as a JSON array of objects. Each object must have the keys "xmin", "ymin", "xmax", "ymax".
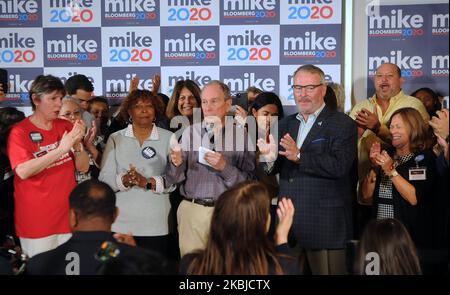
[
  {"xmin": 146, "ymin": 180, "xmax": 153, "ymax": 190},
  {"xmin": 390, "ymin": 169, "xmax": 399, "ymax": 178}
]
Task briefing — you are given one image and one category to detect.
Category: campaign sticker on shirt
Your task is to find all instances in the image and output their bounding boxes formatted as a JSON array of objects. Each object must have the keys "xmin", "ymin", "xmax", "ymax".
[
  {"xmin": 29, "ymin": 131, "xmax": 43, "ymax": 143},
  {"xmin": 414, "ymin": 154, "xmax": 424, "ymax": 163},
  {"xmin": 409, "ymin": 167, "xmax": 427, "ymax": 181},
  {"xmin": 32, "ymin": 150, "xmax": 47, "ymax": 158},
  {"xmin": 141, "ymin": 146, "xmax": 156, "ymax": 159}
]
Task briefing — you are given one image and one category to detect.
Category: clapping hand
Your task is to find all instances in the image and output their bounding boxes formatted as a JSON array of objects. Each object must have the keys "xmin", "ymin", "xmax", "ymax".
[
  {"xmin": 257, "ymin": 134, "xmax": 277, "ymax": 162},
  {"xmin": 275, "ymin": 197, "xmax": 295, "ymax": 245}
]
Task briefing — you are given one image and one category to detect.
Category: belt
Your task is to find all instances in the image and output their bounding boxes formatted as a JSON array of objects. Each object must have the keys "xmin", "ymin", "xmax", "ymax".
[{"xmin": 184, "ymin": 197, "xmax": 216, "ymax": 207}]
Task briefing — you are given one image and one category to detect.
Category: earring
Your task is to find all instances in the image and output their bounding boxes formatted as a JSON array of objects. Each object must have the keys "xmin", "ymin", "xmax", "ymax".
[{"xmin": 128, "ymin": 117, "xmax": 133, "ymax": 124}]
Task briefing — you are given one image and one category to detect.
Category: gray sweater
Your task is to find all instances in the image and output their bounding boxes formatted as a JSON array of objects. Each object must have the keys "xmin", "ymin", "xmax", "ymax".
[{"xmin": 99, "ymin": 125, "xmax": 175, "ymax": 236}]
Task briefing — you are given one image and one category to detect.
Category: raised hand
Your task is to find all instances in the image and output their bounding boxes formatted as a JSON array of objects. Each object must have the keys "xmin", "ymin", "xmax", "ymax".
[
  {"xmin": 151, "ymin": 74, "xmax": 161, "ymax": 96},
  {"xmin": 257, "ymin": 134, "xmax": 277, "ymax": 162},
  {"xmin": 275, "ymin": 197, "xmax": 295, "ymax": 245},
  {"xmin": 204, "ymin": 151, "xmax": 226, "ymax": 171},
  {"xmin": 279, "ymin": 133, "xmax": 299, "ymax": 162},
  {"xmin": 356, "ymin": 105, "xmax": 380, "ymax": 133},
  {"xmin": 170, "ymin": 144, "xmax": 183, "ymax": 167},
  {"xmin": 429, "ymin": 108, "xmax": 449, "ymax": 140},
  {"xmin": 369, "ymin": 142, "xmax": 381, "ymax": 167},
  {"xmin": 129, "ymin": 75, "xmax": 139, "ymax": 93}
]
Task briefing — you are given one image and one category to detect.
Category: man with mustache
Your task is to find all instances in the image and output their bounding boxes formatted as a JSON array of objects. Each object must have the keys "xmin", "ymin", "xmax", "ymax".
[
  {"xmin": 258, "ymin": 65, "xmax": 357, "ymax": 274},
  {"xmin": 349, "ymin": 63, "xmax": 429, "ymax": 211}
]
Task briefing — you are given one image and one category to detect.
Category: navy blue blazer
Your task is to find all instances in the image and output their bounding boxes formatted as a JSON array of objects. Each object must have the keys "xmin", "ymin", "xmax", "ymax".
[{"xmin": 271, "ymin": 105, "xmax": 357, "ymax": 249}]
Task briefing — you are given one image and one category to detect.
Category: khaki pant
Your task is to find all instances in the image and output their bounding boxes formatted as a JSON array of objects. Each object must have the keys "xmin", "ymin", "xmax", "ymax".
[{"xmin": 177, "ymin": 200, "xmax": 214, "ymax": 257}]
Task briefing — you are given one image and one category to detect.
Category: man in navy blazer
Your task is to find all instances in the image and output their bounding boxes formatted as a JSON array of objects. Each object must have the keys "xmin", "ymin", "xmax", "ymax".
[{"xmin": 258, "ymin": 64, "xmax": 357, "ymax": 274}]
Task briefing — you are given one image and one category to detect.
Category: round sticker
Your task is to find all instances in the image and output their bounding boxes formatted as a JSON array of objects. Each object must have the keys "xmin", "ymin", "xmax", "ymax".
[
  {"xmin": 141, "ymin": 146, "xmax": 156, "ymax": 159},
  {"xmin": 414, "ymin": 154, "xmax": 424, "ymax": 163}
]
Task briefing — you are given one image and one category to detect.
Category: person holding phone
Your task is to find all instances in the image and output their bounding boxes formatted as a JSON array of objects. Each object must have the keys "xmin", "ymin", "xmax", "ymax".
[{"xmin": 7, "ymin": 75, "xmax": 89, "ymax": 258}]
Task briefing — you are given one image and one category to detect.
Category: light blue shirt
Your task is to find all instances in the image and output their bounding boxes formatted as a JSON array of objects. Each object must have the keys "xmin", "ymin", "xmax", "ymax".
[{"xmin": 296, "ymin": 103, "xmax": 326, "ymax": 149}]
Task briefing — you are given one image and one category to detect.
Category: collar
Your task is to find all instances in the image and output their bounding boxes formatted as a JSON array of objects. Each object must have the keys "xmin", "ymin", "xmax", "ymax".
[
  {"xmin": 369, "ymin": 90, "xmax": 405, "ymax": 104},
  {"xmin": 296, "ymin": 102, "xmax": 326, "ymax": 122},
  {"xmin": 124, "ymin": 123, "xmax": 159, "ymax": 140},
  {"xmin": 71, "ymin": 231, "xmax": 115, "ymax": 242}
]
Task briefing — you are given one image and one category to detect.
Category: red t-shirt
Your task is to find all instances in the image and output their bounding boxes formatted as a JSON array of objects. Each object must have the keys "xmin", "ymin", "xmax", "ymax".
[{"xmin": 7, "ymin": 118, "xmax": 76, "ymax": 238}]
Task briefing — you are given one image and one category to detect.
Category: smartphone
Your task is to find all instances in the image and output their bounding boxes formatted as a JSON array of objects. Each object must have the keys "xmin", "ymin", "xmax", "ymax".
[
  {"xmin": 0, "ymin": 68, "xmax": 8, "ymax": 94},
  {"xmin": 233, "ymin": 92, "xmax": 248, "ymax": 111}
]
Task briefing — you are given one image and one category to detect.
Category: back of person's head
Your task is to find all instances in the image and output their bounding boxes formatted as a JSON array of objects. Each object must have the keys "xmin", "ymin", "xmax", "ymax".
[
  {"xmin": 29, "ymin": 75, "xmax": 66, "ymax": 110},
  {"xmin": 187, "ymin": 181, "xmax": 283, "ymax": 275},
  {"xmin": 251, "ymin": 92, "xmax": 284, "ymax": 119},
  {"xmin": 355, "ymin": 218, "xmax": 421, "ymax": 275},
  {"xmin": 0, "ymin": 107, "xmax": 25, "ymax": 153},
  {"xmin": 69, "ymin": 180, "xmax": 117, "ymax": 225},
  {"xmin": 98, "ymin": 246, "xmax": 168, "ymax": 275},
  {"xmin": 65, "ymin": 74, "xmax": 94, "ymax": 95}
]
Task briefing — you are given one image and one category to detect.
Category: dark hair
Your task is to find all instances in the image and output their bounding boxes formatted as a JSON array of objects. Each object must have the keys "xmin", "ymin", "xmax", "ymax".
[
  {"xmin": 324, "ymin": 85, "xmax": 338, "ymax": 111},
  {"xmin": 186, "ymin": 181, "xmax": 285, "ymax": 275},
  {"xmin": 69, "ymin": 180, "xmax": 116, "ymax": 223},
  {"xmin": 388, "ymin": 107, "xmax": 432, "ymax": 153},
  {"xmin": 0, "ymin": 107, "xmax": 25, "ymax": 154},
  {"xmin": 411, "ymin": 87, "xmax": 441, "ymax": 116},
  {"xmin": 251, "ymin": 92, "xmax": 284, "ymax": 119},
  {"xmin": 29, "ymin": 75, "xmax": 66, "ymax": 110},
  {"xmin": 87, "ymin": 96, "xmax": 109, "ymax": 112},
  {"xmin": 354, "ymin": 218, "xmax": 421, "ymax": 275},
  {"xmin": 98, "ymin": 247, "xmax": 168, "ymax": 275},
  {"xmin": 157, "ymin": 93, "xmax": 170, "ymax": 109},
  {"xmin": 65, "ymin": 74, "xmax": 94, "ymax": 95},
  {"xmin": 246, "ymin": 86, "xmax": 263, "ymax": 95},
  {"xmin": 166, "ymin": 79, "xmax": 201, "ymax": 120},
  {"xmin": 119, "ymin": 89, "xmax": 164, "ymax": 122}
]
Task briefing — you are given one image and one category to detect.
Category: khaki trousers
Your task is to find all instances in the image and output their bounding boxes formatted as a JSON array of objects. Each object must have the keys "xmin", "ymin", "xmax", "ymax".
[{"xmin": 177, "ymin": 200, "xmax": 214, "ymax": 257}]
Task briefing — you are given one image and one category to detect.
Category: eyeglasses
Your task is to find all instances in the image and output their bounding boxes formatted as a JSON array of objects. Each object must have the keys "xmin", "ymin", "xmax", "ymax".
[
  {"xmin": 291, "ymin": 84, "xmax": 323, "ymax": 92},
  {"xmin": 61, "ymin": 110, "xmax": 81, "ymax": 119}
]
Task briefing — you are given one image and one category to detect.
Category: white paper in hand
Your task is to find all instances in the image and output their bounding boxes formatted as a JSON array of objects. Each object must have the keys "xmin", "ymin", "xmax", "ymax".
[{"xmin": 198, "ymin": 146, "xmax": 214, "ymax": 167}]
